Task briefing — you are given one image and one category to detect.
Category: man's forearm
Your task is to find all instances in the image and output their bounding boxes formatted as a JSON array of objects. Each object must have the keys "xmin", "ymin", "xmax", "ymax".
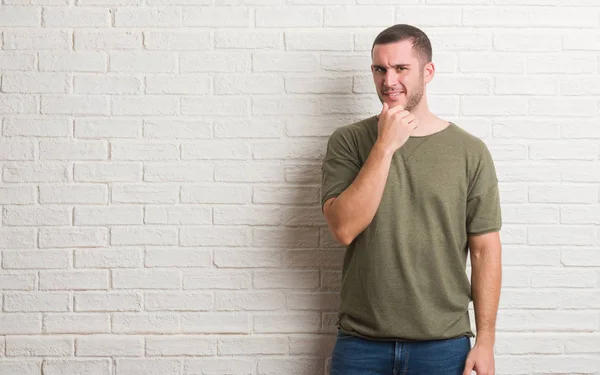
[
  {"xmin": 470, "ymin": 244, "xmax": 502, "ymax": 347},
  {"xmin": 326, "ymin": 142, "xmax": 394, "ymax": 245}
]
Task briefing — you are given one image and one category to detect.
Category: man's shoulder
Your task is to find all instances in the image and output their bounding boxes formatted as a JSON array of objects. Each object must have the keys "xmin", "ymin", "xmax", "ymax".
[{"xmin": 447, "ymin": 121, "xmax": 491, "ymax": 154}]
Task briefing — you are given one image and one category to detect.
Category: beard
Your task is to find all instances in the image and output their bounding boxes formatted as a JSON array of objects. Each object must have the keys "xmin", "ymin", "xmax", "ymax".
[{"xmin": 377, "ymin": 80, "xmax": 425, "ymax": 112}]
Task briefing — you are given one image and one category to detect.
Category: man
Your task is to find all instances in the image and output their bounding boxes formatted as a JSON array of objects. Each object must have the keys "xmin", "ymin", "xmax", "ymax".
[{"xmin": 321, "ymin": 24, "xmax": 502, "ymax": 375}]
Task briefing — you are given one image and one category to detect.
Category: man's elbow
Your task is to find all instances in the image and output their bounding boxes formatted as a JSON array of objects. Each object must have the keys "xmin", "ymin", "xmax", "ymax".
[{"xmin": 331, "ymin": 226, "xmax": 354, "ymax": 246}]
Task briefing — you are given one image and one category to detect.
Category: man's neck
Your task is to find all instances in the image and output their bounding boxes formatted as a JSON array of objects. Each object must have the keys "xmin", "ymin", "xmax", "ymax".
[{"xmin": 405, "ymin": 103, "xmax": 449, "ymax": 137}]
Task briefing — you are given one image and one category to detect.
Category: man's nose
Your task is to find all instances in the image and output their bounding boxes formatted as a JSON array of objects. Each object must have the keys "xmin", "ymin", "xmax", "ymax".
[{"xmin": 384, "ymin": 70, "xmax": 397, "ymax": 87}]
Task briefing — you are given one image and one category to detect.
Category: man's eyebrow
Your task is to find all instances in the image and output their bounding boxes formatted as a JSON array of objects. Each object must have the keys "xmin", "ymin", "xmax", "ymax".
[{"xmin": 372, "ymin": 64, "xmax": 410, "ymax": 69}]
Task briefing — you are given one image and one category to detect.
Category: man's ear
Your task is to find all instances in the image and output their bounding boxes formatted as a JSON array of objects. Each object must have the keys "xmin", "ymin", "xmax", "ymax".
[{"xmin": 423, "ymin": 61, "xmax": 435, "ymax": 83}]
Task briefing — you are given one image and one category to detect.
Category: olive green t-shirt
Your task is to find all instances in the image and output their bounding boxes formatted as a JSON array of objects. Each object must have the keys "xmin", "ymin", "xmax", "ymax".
[{"xmin": 321, "ymin": 115, "xmax": 502, "ymax": 341}]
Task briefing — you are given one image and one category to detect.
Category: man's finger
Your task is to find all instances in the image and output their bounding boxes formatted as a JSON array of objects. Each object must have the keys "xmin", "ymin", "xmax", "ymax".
[
  {"xmin": 462, "ymin": 360, "xmax": 474, "ymax": 375},
  {"xmin": 380, "ymin": 102, "xmax": 389, "ymax": 117}
]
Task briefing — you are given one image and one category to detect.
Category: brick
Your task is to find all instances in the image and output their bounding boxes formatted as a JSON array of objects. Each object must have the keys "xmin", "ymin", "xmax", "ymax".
[
  {"xmin": 40, "ymin": 140, "xmax": 108, "ymax": 160},
  {"xmin": 40, "ymin": 184, "xmax": 108, "ymax": 204},
  {"xmin": 526, "ymin": 53, "xmax": 596, "ymax": 74},
  {"xmin": 145, "ymin": 292, "xmax": 212, "ymax": 311},
  {"xmin": 496, "ymin": 164, "xmax": 560, "ymax": 182},
  {"xmin": 253, "ymin": 52, "xmax": 318, "ymax": 72},
  {"xmin": 257, "ymin": 358, "xmax": 323, "ymax": 375},
  {"xmin": 561, "ymin": 76, "xmax": 600, "ymax": 95},
  {"xmin": 43, "ymin": 7, "xmax": 110, "ymax": 27},
  {"xmin": 494, "ymin": 32, "xmax": 561, "ymax": 52},
  {"xmin": 112, "ymin": 313, "xmax": 179, "ymax": 334},
  {"xmin": 464, "ymin": 6, "xmax": 599, "ymax": 27},
  {"xmin": 181, "ymin": 52, "xmax": 250, "ymax": 73},
  {"xmin": 219, "ymin": 336, "xmax": 287, "ymax": 355},
  {"xmin": 43, "ymin": 313, "xmax": 110, "ymax": 334},
  {"xmin": 529, "ymin": 185, "xmax": 597, "ymax": 203},
  {"xmin": 215, "ymin": 162, "xmax": 283, "ymax": 182},
  {"xmin": 75, "ymin": 30, "xmax": 142, "ymax": 50},
  {"xmin": 216, "ymin": 30, "xmax": 282, "ymax": 49},
  {"xmin": 181, "ymin": 97, "xmax": 249, "ymax": 116},
  {"xmin": 0, "ymin": 228, "xmax": 36, "ymax": 248},
  {"xmin": 76, "ymin": 335, "xmax": 144, "ymax": 357},
  {"xmin": 0, "ymin": 362, "xmax": 41, "ymax": 375},
  {"xmin": 561, "ymin": 249, "xmax": 600, "ymax": 266},
  {"xmin": 0, "ymin": 6, "xmax": 39, "ymax": 26},
  {"xmin": 284, "ymin": 249, "xmax": 344, "ymax": 268},
  {"xmin": 495, "ymin": 335, "xmax": 562, "ymax": 354},
  {"xmin": 0, "ymin": 51, "xmax": 36, "ymax": 70},
  {"xmin": 74, "ymin": 292, "xmax": 142, "ymax": 312},
  {"xmin": 184, "ymin": 358, "xmax": 253, "ymax": 375},
  {"xmin": 144, "ymin": 163, "xmax": 212, "ymax": 182},
  {"xmin": 111, "ymin": 96, "xmax": 178, "ymax": 115},
  {"xmin": 254, "ymin": 270, "xmax": 319, "ymax": 289},
  {"xmin": 487, "ymin": 143, "xmax": 527, "ymax": 161},
  {"xmin": 183, "ymin": 270, "xmax": 251, "ymax": 290},
  {"xmin": 285, "ymin": 115, "xmax": 357, "ymax": 136},
  {"xmin": 253, "ymin": 96, "xmax": 320, "ymax": 115},
  {"xmin": 502, "ymin": 247, "xmax": 559, "ymax": 266},
  {"xmin": 462, "ymin": 96, "xmax": 528, "ymax": 116},
  {"xmin": 181, "ymin": 140, "xmax": 251, "ymax": 160},
  {"xmin": 0, "ymin": 273, "xmax": 36, "ymax": 290},
  {"xmin": 459, "ymin": 52, "xmax": 524, "ymax": 73},
  {"xmin": 181, "ymin": 184, "xmax": 251, "ymax": 204},
  {"xmin": 492, "ymin": 119, "xmax": 560, "ymax": 139},
  {"xmin": 284, "ymin": 162, "xmax": 321, "ymax": 183},
  {"xmin": 396, "ymin": 6, "xmax": 461, "ymax": 26},
  {"xmin": 40, "ymin": 270, "xmax": 109, "ymax": 290},
  {"xmin": 256, "ymin": 7, "xmax": 321, "ymax": 27},
  {"xmin": 531, "ymin": 269, "xmax": 597, "ymax": 288},
  {"xmin": 110, "ymin": 52, "xmax": 176, "ymax": 73},
  {"xmin": 4, "ymin": 30, "xmax": 70, "ymax": 50},
  {"xmin": 3, "ymin": 118, "xmax": 71, "ymax": 137},
  {"xmin": 252, "ymin": 227, "xmax": 319, "ymax": 248},
  {"xmin": 144, "ymin": 119, "xmax": 211, "ymax": 139},
  {"xmin": 214, "ymin": 291, "xmax": 285, "ymax": 311},
  {"xmin": 42, "ymin": 359, "xmax": 111, "ymax": 375},
  {"xmin": 74, "ymin": 206, "xmax": 143, "ymax": 225},
  {"xmin": 145, "ymin": 206, "xmax": 211, "ymax": 225},
  {"xmin": 75, "ymin": 248, "xmax": 142, "ymax": 268},
  {"xmin": 563, "ymin": 31, "xmax": 600, "ymax": 51},
  {"xmin": 0, "ymin": 94, "xmax": 37, "ymax": 114},
  {"xmin": 565, "ymin": 335, "xmax": 600, "ymax": 353},
  {"xmin": 115, "ymin": 359, "xmax": 181, "ymax": 375},
  {"xmin": 0, "ymin": 140, "xmax": 34, "ymax": 160},
  {"xmin": 146, "ymin": 248, "xmax": 211, "ymax": 267},
  {"xmin": 111, "ymin": 226, "xmax": 178, "ymax": 246},
  {"xmin": 213, "ymin": 206, "xmax": 279, "ymax": 225},
  {"xmin": 2, "ymin": 72, "xmax": 69, "ymax": 93},
  {"xmin": 111, "ymin": 141, "xmax": 178, "ymax": 161},
  {"xmin": 74, "ymin": 75, "xmax": 141, "ymax": 94},
  {"xmin": 324, "ymin": 6, "xmax": 392, "ymax": 26},
  {"xmin": 213, "ymin": 249, "xmax": 282, "ymax": 268},
  {"xmin": 500, "ymin": 290, "xmax": 559, "ymax": 309},
  {"xmin": 75, "ymin": 118, "xmax": 141, "ymax": 138},
  {"xmin": 112, "ymin": 269, "xmax": 181, "ymax": 289},
  {"xmin": 39, "ymin": 51, "xmax": 106, "ymax": 72},
  {"xmin": 286, "ymin": 292, "xmax": 340, "ymax": 311},
  {"xmin": 290, "ymin": 335, "xmax": 335, "ymax": 356},
  {"xmin": 183, "ymin": 6, "xmax": 251, "ymax": 27},
  {"xmin": 562, "ymin": 164, "xmax": 600, "ymax": 182},
  {"xmin": 215, "ymin": 74, "xmax": 283, "ymax": 94},
  {"xmin": 528, "ymin": 226, "xmax": 595, "ymax": 246},
  {"xmin": 501, "ymin": 205, "xmax": 558, "ymax": 224},
  {"xmin": 253, "ymin": 140, "xmax": 327, "ymax": 160},
  {"xmin": 562, "ymin": 206, "xmax": 600, "ymax": 225},
  {"xmin": 112, "ymin": 184, "xmax": 178, "ymax": 204},
  {"xmin": 253, "ymin": 186, "xmax": 319, "ymax": 205},
  {"xmin": 530, "ymin": 97, "xmax": 597, "ymax": 116},
  {"xmin": 254, "ymin": 313, "xmax": 321, "ymax": 333},
  {"xmin": 530, "ymin": 141, "xmax": 596, "ymax": 160},
  {"xmin": 214, "ymin": 117, "xmax": 280, "ymax": 139},
  {"xmin": 146, "ymin": 75, "xmax": 209, "ymax": 94},
  {"xmin": 4, "ymin": 292, "xmax": 69, "ymax": 312},
  {"xmin": 180, "ymin": 312, "xmax": 250, "ymax": 334},
  {"xmin": 286, "ymin": 76, "xmax": 352, "ymax": 94},
  {"xmin": 3, "ymin": 250, "xmax": 70, "ymax": 269},
  {"xmin": 0, "ymin": 314, "xmax": 41, "ymax": 334},
  {"xmin": 114, "ymin": 7, "xmax": 181, "ymax": 27},
  {"xmin": 6, "ymin": 336, "xmax": 72, "ymax": 357},
  {"xmin": 146, "ymin": 335, "xmax": 215, "ymax": 356},
  {"xmin": 286, "ymin": 31, "xmax": 353, "ymax": 51},
  {"xmin": 497, "ymin": 311, "xmax": 598, "ymax": 332},
  {"xmin": 180, "ymin": 226, "xmax": 251, "ymax": 247},
  {"xmin": 39, "ymin": 227, "xmax": 108, "ymax": 248},
  {"xmin": 42, "ymin": 95, "xmax": 109, "ymax": 115},
  {"xmin": 144, "ymin": 31, "xmax": 211, "ymax": 50}
]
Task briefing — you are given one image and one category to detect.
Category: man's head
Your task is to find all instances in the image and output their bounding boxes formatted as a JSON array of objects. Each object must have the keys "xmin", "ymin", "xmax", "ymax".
[{"xmin": 371, "ymin": 24, "xmax": 434, "ymax": 112}]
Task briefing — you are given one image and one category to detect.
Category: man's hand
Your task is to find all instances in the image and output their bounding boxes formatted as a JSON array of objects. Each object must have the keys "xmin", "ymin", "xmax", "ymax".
[
  {"xmin": 376, "ymin": 102, "xmax": 417, "ymax": 154},
  {"xmin": 462, "ymin": 343, "xmax": 495, "ymax": 375}
]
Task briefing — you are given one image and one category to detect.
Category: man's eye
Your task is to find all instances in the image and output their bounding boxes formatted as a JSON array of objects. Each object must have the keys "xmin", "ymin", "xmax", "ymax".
[{"xmin": 375, "ymin": 68, "xmax": 385, "ymax": 73}]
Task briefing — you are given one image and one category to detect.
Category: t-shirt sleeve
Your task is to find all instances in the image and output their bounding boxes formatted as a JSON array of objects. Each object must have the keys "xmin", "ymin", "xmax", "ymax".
[
  {"xmin": 320, "ymin": 128, "xmax": 361, "ymax": 211},
  {"xmin": 466, "ymin": 142, "xmax": 502, "ymax": 235}
]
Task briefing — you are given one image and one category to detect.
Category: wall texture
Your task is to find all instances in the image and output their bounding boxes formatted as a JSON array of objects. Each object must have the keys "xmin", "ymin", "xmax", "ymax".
[{"xmin": 1, "ymin": 1, "xmax": 600, "ymax": 374}]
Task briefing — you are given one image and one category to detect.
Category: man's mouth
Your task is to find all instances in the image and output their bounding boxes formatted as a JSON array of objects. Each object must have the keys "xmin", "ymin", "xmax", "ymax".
[{"xmin": 383, "ymin": 91, "xmax": 405, "ymax": 99}]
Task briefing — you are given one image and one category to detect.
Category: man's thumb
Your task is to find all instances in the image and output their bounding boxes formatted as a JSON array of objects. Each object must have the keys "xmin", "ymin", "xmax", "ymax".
[{"xmin": 380, "ymin": 102, "xmax": 388, "ymax": 116}]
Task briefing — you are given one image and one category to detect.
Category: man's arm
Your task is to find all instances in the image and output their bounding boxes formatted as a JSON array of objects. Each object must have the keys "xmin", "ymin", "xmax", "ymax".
[
  {"xmin": 462, "ymin": 231, "xmax": 502, "ymax": 375},
  {"xmin": 323, "ymin": 103, "xmax": 416, "ymax": 246}
]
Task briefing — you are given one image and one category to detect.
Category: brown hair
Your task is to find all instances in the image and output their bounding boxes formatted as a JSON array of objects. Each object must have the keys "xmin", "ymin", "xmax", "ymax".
[{"xmin": 371, "ymin": 24, "xmax": 432, "ymax": 66}]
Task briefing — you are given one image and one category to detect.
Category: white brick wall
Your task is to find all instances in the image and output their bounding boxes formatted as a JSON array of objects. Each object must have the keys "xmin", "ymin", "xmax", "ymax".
[{"xmin": 0, "ymin": 1, "xmax": 599, "ymax": 374}]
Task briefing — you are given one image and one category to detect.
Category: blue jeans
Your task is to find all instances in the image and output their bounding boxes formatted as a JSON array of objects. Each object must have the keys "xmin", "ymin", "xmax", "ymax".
[{"xmin": 329, "ymin": 330, "xmax": 471, "ymax": 375}]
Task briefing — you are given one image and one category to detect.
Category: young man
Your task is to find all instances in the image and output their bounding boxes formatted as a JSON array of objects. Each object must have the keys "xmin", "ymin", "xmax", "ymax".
[{"xmin": 321, "ymin": 24, "xmax": 502, "ymax": 375}]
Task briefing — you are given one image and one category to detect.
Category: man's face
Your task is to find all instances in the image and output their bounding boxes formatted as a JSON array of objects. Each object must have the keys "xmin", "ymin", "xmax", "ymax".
[{"xmin": 371, "ymin": 40, "xmax": 426, "ymax": 112}]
